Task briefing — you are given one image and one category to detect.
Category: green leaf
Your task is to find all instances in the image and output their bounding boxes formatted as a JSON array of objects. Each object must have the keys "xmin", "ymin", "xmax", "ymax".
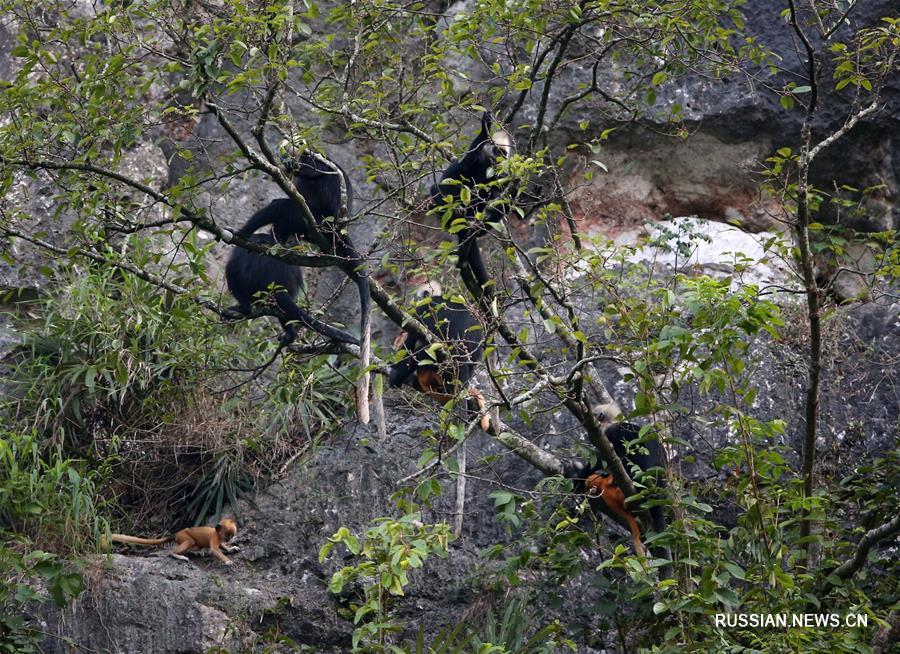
[
  {"xmin": 58, "ymin": 573, "xmax": 84, "ymax": 600},
  {"xmin": 722, "ymin": 562, "xmax": 745, "ymax": 580},
  {"xmin": 490, "ymin": 490, "xmax": 514, "ymax": 506},
  {"xmin": 714, "ymin": 588, "xmax": 740, "ymax": 607},
  {"xmin": 329, "ymin": 572, "xmax": 345, "ymax": 594},
  {"xmin": 318, "ymin": 541, "xmax": 335, "ymax": 562}
]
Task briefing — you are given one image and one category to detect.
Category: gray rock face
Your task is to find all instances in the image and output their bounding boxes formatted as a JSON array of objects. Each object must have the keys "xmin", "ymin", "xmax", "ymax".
[
  {"xmin": 39, "ymin": 556, "xmax": 246, "ymax": 653},
  {"xmin": 619, "ymin": 216, "xmax": 797, "ymax": 292},
  {"xmin": 35, "ymin": 421, "xmax": 530, "ymax": 653},
  {"xmin": 558, "ymin": 0, "xmax": 898, "ymax": 235},
  {"xmin": 0, "ymin": 171, "xmax": 73, "ymax": 294}
]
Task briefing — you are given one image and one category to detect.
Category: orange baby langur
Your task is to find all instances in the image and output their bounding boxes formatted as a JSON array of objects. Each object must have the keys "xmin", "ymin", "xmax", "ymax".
[
  {"xmin": 107, "ymin": 518, "xmax": 239, "ymax": 566},
  {"xmin": 389, "ymin": 294, "xmax": 491, "ymax": 432},
  {"xmin": 585, "ymin": 472, "xmax": 647, "ymax": 561}
]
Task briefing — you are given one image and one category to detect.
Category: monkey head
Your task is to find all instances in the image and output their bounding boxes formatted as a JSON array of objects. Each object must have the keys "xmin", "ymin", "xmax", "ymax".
[
  {"xmin": 488, "ymin": 127, "xmax": 512, "ymax": 162},
  {"xmin": 585, "ymin": 470, "xmax": 615, "ymax": 497},
  {"xmin": 216, "ymin": 518, "xmax": 238, "ymax": 543},
  {"xmin": 479, "ymin": 111, "xmax": 512, "ymax": 164},
  {"xmin": 413, "ymin": 280, "xmax": 443, "ymax": 299},
  {"xmin": 592, "ymin": 402, "xmax": 623, "ymax": 428}
]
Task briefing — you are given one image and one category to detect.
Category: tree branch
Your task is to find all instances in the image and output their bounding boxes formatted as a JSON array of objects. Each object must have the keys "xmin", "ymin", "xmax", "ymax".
[
  {"xmin": 807, "ymin": 99, "xmax": 880, "ymax": 163},
  {"xmin": 820, "ymin": 514, "xmax": 900, "ymax": 591}
]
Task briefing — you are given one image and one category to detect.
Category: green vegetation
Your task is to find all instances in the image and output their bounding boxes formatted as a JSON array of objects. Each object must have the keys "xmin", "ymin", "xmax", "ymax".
[
  {"xmin": 0, "ymin": 545, "xmax": 83, "ymax": 654},
  {"xmin": 0, "ymin": 0, "xmax": 897, "ymax": 652},
  {"xmin": 321, "ymin": 515, "xmax": 453, "ymax": 650}
]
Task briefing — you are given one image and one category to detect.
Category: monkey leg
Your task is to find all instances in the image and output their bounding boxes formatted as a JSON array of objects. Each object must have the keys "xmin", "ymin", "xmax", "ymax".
[
  {"xmin": 224, "ymin": 303, "xmax": 251, "ymax": 322},
  {"xmin": 169, "ymin": 538, "xmax": 197, "ymax": 562},
  {"xmin": 277, "ymin": 320, "xmax": 298, "ymax": 346}
]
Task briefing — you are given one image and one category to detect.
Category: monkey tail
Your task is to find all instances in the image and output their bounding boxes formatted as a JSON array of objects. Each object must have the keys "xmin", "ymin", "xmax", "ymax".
[
  {"xmin": 276, "ymin": 293, "xmax": 360, "ymax": 346},
  {"xmin": 458, "ymin": 236, "xmax": 491, "ymax": 300},
  {"xmin": 355, "ymin": 272, "xmax": 371, "ymax": 425},
  {"xmin": 107, "ymin": 534, "xmax": 169, "ymax": 546}
]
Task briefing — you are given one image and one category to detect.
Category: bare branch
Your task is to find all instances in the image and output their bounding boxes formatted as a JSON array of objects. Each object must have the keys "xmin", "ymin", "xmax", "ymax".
[{"xmin": 808, "ymin": 99, "xmax": 880, "ymax": 162}]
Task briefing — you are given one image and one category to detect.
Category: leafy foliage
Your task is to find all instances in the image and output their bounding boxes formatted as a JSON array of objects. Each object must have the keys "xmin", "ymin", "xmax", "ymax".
[
  {"xmin": 0, "ymin": 0, "xmax": 896, "ymax": 651},
  {"xmin": 320, "ymin": 515, "xmax": 452, "ymax": 652},
  {"xmin": 2, "ymin": 251, "xmax": 349, "ymax": 530},
  {"xmin": 0, "ymin": 544, "xmax": 83, "ymax": 653},
  {"xmin": 0, "ymin": 429, "xmax": 106, "ymax": 552}
]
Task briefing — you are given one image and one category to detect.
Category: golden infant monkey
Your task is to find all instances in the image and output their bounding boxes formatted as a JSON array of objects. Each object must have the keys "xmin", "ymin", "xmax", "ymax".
[
  {"xmin": 107, "ymin": 518, "xmax": 238, "ymax": 565},
  {"xmin": 584, "ymin": 472, "xmax": 648, "ymax": 564}
]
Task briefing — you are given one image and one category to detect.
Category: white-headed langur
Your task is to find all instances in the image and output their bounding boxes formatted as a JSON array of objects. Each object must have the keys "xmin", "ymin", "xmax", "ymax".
[
  {"xmin": 105, "ymin": 518, "xmax": 239, "ymax": 566},
  {"xmin": 225, "ymin": 231, "xmax": 358, "ymax": 346},
  {"xmin": 226, "ymin": 151, "xmax": 371, "ymax": 423},
  {"xmin": 430, "ymin": 111, "xmax": 513, "ymax": 296},
  {"xmin": 388, "ymin": 292, "xmax": 491, "ymax": 432},
  {"xmin": 570, "ymin": 403, "xmax": 667, "ymax": 560}
]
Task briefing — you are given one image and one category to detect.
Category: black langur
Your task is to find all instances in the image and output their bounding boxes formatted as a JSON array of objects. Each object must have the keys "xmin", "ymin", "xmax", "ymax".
[
  {"xmin": 568, "ymin": 402, "xmax": 667, "ymax": 558},
  {"xmin": 226, "ymin": 151, "xmax": 371, "ymax": 423},
  {"xmin": 388, "ymin": 293, "xmax": 491, "ymax": 432},
  {"xmin": 430, "ymin": 111, "xmax": 513, "ymax": 296},
  {"xmin": 225, "ymin": 233, "xmax": 359, "ymax": 346}
]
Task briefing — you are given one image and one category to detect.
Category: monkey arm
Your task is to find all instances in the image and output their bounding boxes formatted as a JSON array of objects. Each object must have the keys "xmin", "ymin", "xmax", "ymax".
[
  {"xmin": 458, "ymin": 111, "xmax": 492, "ymax": 167},
  {"xmin": 275, "ymin": 292, "xmax": 360, "ymax": 346},
  {"xmin": 208, "ymin": 546, "xmax": 234, "ymax": 566},
  {"xmin": 458, "ymin": 236, "xmax": 491, "ymax": 296}
]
